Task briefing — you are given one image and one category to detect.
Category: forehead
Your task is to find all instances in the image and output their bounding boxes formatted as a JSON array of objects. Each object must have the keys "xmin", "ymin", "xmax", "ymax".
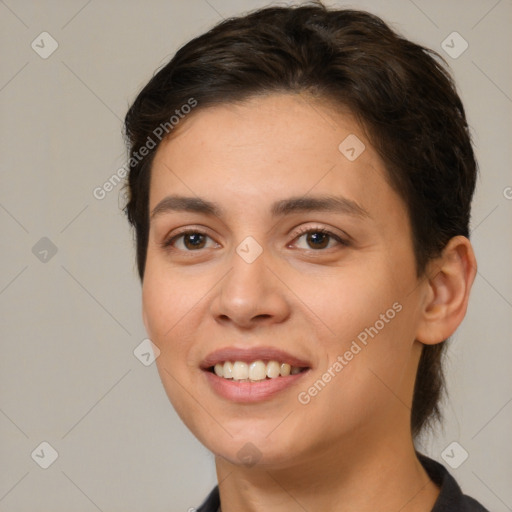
[{"xmin": 148, "ymin": 93, "xmax": 401, "ymax": 222}]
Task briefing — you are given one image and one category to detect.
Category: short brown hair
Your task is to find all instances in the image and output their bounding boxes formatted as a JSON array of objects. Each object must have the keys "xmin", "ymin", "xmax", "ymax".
[{"xmin": 123, "ymin": 2, "xmax": 477, "ymax": 438}]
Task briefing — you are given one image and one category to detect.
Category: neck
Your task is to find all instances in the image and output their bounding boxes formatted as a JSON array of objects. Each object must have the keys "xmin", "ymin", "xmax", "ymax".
[{"xmin": 214, "ymin": 424, "xmax": 439, "ymax": 512}]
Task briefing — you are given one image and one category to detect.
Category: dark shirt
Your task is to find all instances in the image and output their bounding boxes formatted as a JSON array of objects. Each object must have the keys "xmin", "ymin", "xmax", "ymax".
[{"xmin": 196, "ymin": 454, "xmax": 489, "ymax": 511}]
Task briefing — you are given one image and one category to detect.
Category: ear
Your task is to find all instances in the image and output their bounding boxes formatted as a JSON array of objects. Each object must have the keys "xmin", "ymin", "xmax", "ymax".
[{"xmin": 416, "ymin": 236, "xmax": 477, "ymax": 345}]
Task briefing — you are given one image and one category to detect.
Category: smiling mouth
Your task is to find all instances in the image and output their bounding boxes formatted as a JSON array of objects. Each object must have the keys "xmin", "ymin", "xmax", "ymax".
[{"xmin": 207, "ymin": 360, "xmax": 309, "ymax": 382}]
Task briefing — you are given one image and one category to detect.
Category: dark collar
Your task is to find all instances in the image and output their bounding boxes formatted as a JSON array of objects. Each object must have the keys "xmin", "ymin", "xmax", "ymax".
[
  {"xmin": 416, "ymin": 453, "xmax": 488, "ymax": 511},
  {"xmin": 196, "ymin": 453, "xmax": 489, "ymax": 511}
]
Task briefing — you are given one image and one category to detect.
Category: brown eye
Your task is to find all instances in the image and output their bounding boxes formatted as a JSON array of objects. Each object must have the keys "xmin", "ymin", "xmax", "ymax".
[
  {"xmin": 304, "ymin": 231, "xmax": 330, "ymax": 249},
  {"xmin": 292, "ymin": 227, "xmax": 348, "ymax": 251},
  {"xmin": 162, "ymin": 230, "xmax": 217, "ymax": 251},
  {"xmin": 181, "ymin": 233, "xmax": 207, "ymax": 250}
]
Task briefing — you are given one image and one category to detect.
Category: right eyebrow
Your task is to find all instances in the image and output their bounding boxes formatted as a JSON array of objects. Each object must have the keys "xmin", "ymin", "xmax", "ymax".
[{"xmin": 150, "ymin": 196, "xmax": 221, "ymax": 220}]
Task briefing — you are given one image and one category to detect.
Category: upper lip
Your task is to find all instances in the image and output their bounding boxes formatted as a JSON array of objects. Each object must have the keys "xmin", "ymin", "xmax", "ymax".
[{"xmin": 201, "ymin": 346, "xmax": 312, "ymax": 369}]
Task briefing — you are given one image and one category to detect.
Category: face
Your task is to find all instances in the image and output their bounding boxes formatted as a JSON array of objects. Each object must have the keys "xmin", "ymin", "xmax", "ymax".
[{"xmin": 142, "ymin": 93, "xmax": 428, "ymax": 469}]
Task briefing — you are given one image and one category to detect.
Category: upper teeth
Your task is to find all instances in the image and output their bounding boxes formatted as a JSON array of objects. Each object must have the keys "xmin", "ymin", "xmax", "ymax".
[{"xmin": 213, "ymin": 360, "xmax": 304, "ymax": 381}]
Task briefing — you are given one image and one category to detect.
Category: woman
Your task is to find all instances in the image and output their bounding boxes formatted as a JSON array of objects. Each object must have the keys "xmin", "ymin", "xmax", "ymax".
[{"xmin": 123, "ymin": 3, "xmax": 488, "ymax": 510}]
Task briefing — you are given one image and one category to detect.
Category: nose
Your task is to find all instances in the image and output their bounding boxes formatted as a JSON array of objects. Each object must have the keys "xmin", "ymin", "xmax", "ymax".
[{"xmin": 210, "ymin": 246, "xmax": 291, "ymax": 329}]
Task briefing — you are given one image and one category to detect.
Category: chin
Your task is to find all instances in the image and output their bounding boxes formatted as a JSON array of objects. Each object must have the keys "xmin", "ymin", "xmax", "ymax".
[{"xmin": 198, "ymin": 426, "xmax": 304, "ymax": 469}]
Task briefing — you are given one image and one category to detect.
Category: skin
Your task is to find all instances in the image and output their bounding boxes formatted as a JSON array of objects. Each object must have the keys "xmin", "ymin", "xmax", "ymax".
[{"xmin": 141, "ymin": 93, "xmax": 477, "ymax": 511}]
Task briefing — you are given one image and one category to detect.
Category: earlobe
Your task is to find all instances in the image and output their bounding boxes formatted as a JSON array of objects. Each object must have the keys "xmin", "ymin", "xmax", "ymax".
[{"xmin": 416, "ymin": 236, "xmax": 477, "ymax": 345}]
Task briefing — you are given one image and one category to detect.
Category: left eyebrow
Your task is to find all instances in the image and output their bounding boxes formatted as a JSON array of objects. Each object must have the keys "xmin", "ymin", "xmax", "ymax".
[
  {"xmin": 150, "ymin": 194, "xmax": 370, "ymax": 221},
  {"xmin": 270, "ymin": 195, "xmax": 370, "ymax": 219}
]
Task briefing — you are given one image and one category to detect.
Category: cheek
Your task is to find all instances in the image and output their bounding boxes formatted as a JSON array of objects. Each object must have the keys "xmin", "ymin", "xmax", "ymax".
[
  {"xmin": 142, "ymin": 254, "xmax": 196, "ymax": 338},
  {"xmin": 142, "ymin": 253, "xmax": 214, "ymax": 369},
  {"xmin": 141, "ymin": 268, "xmax": 195, "ymax": 384},
  {"xmin": 295, "ymin": 260, "xmax": 417, "ymax": 406},
  {"xmin": 142, "ymin": 264, "xmax": 203, "ymax": 420},
  {"xmin": 300, "ymin": 261, "xmax": 403, "ymax": 342},
  {"xmin": 297, "ymin": 312, "xmax": 415, "ymax": 439}
]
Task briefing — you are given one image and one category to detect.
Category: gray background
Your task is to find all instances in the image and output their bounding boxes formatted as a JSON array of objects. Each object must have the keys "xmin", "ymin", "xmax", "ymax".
[{"xmin": 1, "ymin": 0, "xmax": 511, "ymax": 510}]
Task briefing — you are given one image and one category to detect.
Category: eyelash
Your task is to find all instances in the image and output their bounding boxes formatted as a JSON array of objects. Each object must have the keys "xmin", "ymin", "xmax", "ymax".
[
  {"xmin": 161, "ymin": 225, "xmax": 349, "ymax": 253},
  {"xmin": 291, "ymin": 226, "xmax": 349, "ymax": 250}
]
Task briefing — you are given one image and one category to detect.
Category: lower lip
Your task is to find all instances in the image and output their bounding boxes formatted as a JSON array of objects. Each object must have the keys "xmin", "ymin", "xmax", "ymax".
[{"xmin": 203, "ymin": 369, "xmax": 310, "ymax": 403}]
